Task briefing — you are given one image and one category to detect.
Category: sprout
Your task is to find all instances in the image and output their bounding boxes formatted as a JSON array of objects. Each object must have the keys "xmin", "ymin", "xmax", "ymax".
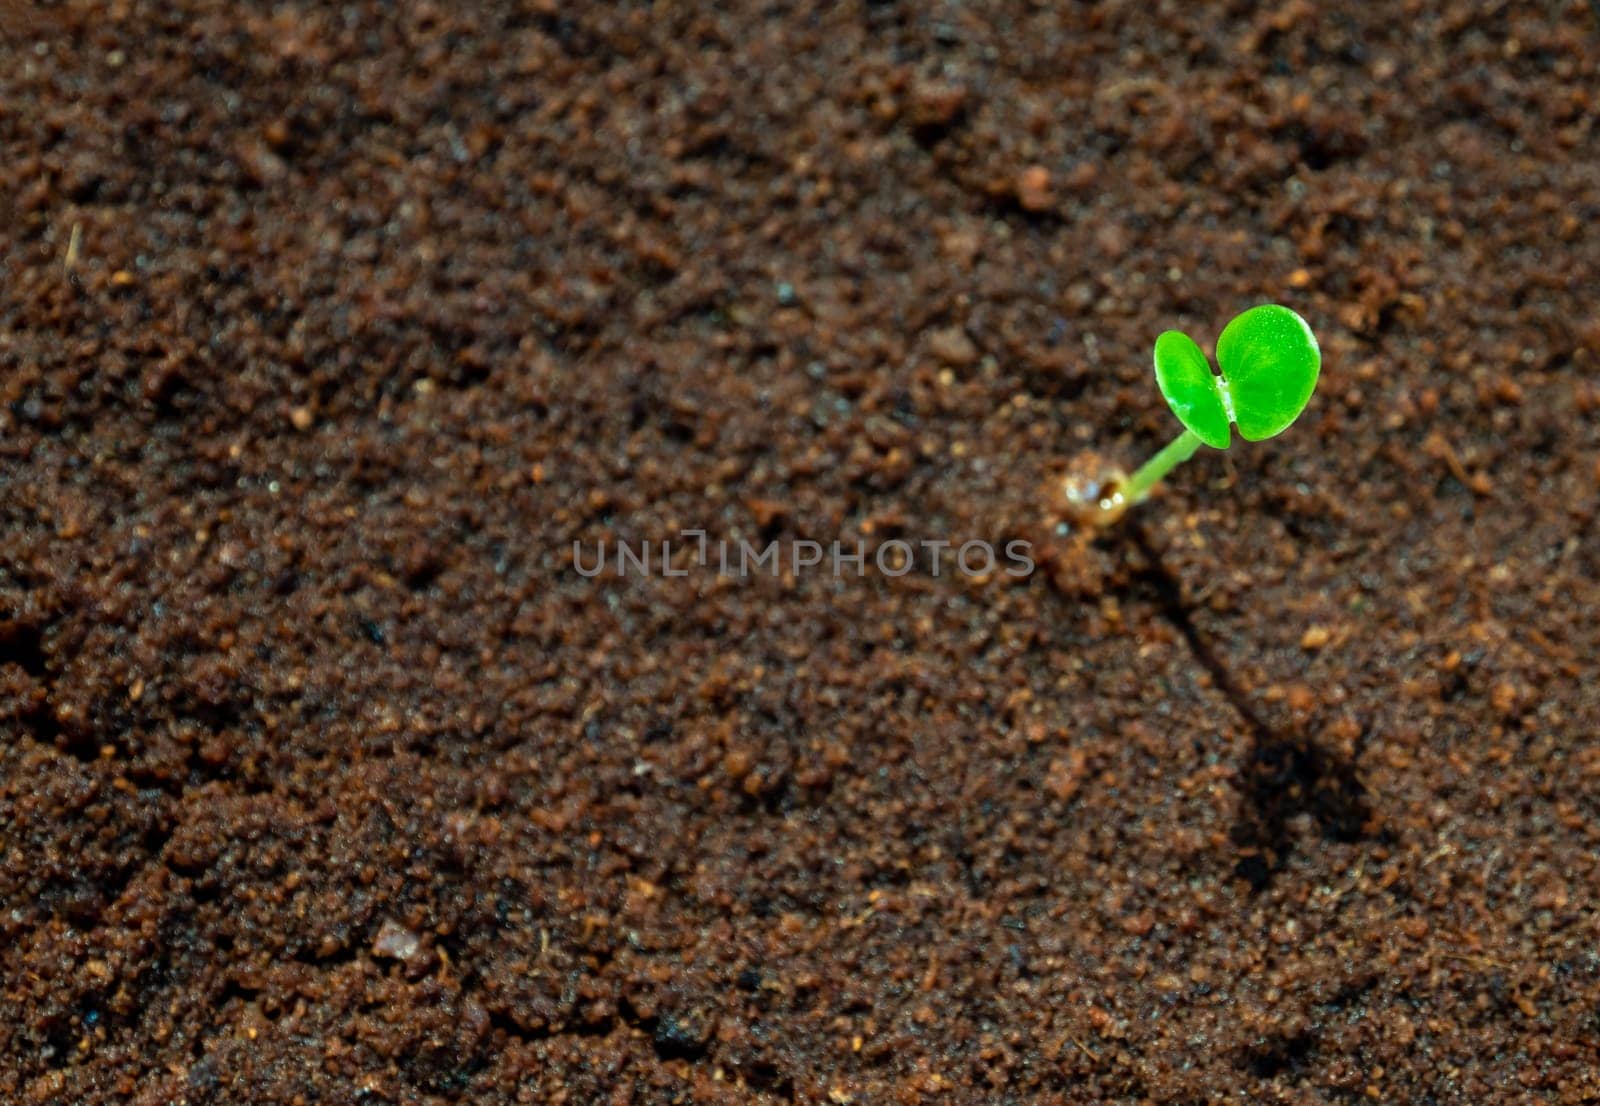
[{"xmin": 1105, "ymin": 304, "xmax": 1321, "ymax": 514}]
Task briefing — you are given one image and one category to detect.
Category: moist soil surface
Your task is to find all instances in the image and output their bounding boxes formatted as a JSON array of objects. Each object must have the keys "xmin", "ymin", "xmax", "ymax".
[{"xmin": 3, "ymin": 3, "xmax": 1599, "ymax": 1104}]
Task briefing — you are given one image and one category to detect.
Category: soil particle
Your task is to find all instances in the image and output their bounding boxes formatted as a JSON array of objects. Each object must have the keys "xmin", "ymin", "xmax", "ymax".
[
  {"xmin": 927, "ymin": 325, "xmax": 980, "ymax": 368},
  {"xmin": 1299, "ymin": 625, "xmax": 1332, "ymax": 650},
  {"xmin": 371, "ymin": 919, "xmax": 424, "ymax": 963},
  {"xmin": 908, "ymin": 79, "xmax": 968, "ymax": 129},
  {"xmin": 1016, "ymin": 165, "xmax": 1054, "ymax": 213}
]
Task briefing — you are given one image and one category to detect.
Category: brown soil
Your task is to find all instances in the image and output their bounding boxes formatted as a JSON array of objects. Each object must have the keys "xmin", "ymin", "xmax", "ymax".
[{"xmin": 3, "ymin": 3, "xmax": 1599, "ymax": 1103}]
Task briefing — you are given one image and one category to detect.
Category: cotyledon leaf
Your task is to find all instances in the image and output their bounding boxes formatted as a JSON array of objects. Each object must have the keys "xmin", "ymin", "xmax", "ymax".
[
  {"xmin": 1215, "ymin": 304, "xmax": 1321, "ymax": 442},
  {"xmin": 1152, "ymin": 329, "xmax": 1231, "ymax": 448},
  {"xmin": 1151, "ymin": 305, "xmax": 1320, "ymax": 447}
]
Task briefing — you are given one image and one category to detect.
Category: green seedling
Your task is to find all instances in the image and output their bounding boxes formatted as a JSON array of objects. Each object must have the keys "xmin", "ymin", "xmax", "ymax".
[{"xmin": 1108, "ymin": 304, "xmax": 1320, "ymax": 513}]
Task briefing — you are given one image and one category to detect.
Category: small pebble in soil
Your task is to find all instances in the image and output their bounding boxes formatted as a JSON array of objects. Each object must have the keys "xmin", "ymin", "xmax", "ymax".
[
  {"xmin": 652, "ymin": 1011, "xmax": 712, "ymax": 1060},
  {"xmin": 909, "ymin": 79, "xmax": 967, "ymax": 127},
  {"xmin": 1017, "ymin": 165, "xmax": 1053, "ymax": 212},
  {"xmin": 372, "ymin": 920, "xmax": 421, "ymax": 960},
  {"xmin": 928, "ymin": 326, "xmax": 979, "ymax": 368}
]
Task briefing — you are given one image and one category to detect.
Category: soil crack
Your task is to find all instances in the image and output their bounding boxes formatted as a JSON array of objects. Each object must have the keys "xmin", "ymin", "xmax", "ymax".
[{"xmin": 1131, "ymin": 524, "xmax": 1375, "ymax": 889}]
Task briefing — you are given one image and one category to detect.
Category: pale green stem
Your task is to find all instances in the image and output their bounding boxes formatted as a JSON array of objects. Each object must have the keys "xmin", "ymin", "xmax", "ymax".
[{"xmin": 1120, "ymin": 428, "xmax": 1204, "ymax": 504}]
